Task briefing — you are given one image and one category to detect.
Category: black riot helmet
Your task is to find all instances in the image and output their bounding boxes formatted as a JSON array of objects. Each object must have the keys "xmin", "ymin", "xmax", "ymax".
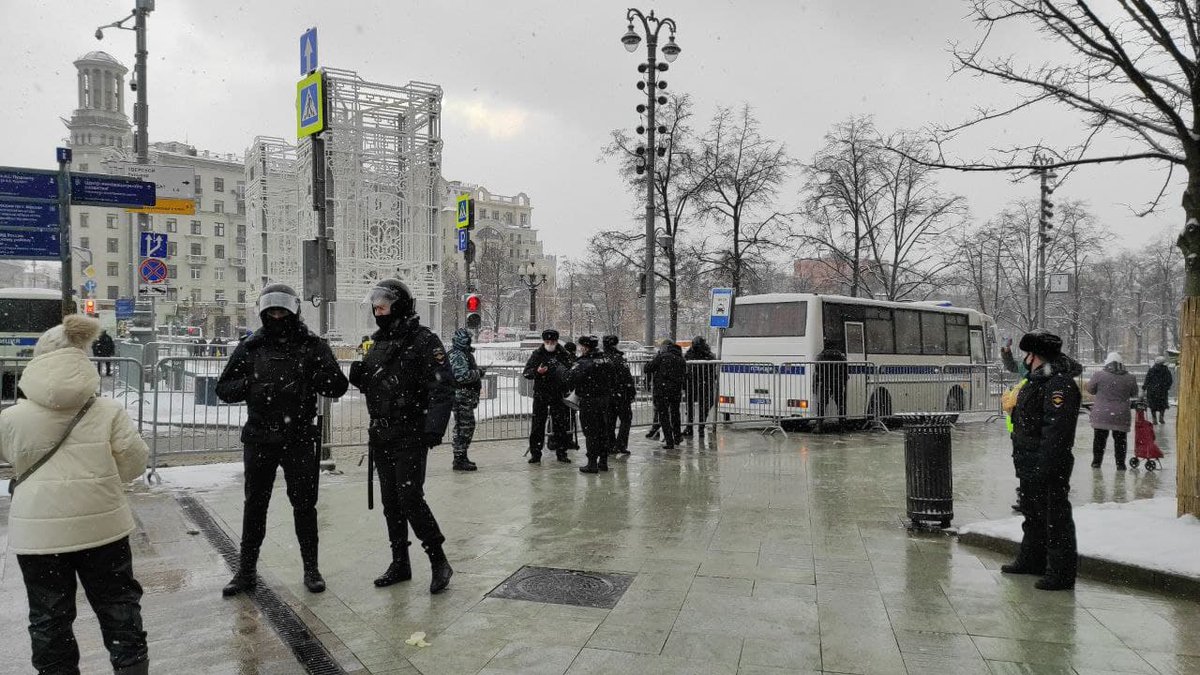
[
  {"xmin": 366, "ymin": 278, "xmax": 416, "ymax": 319},
  {"xmin": 258, "ymin": 283, "xmax": 301, "ymax": 318}
]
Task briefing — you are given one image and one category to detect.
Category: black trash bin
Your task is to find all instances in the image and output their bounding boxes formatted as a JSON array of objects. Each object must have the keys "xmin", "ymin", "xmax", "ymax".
[
  {"xmin": 195, "ymin": 375, "xmax": 220, "ymax": 406},
  {"xmin": 898, "ymin": 413, "xmax": 954, "ymax": 528}
]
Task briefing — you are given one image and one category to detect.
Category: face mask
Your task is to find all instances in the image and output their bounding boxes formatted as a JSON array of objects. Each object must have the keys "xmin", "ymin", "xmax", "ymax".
[
  {"xmin": 262, "ymin": 313, "xmax": 297, "ymax": 339},
  {"xmin": 375, "ymin": 313, "xmax": 395, "ymax": 331},
  {"xmin": 544, "ymin": 342, "xmax": 556, "ymax": 352}
]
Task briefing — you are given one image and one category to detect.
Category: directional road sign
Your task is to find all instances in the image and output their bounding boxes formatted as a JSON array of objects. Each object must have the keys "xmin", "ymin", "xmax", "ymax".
[
  {"xmin": 457, "ymin": 229, "xmax": 469, "ymax": 252},
  {"xmin": 0, "ymin": 201, "xmax": 59, "ymax": 229},
  {"xmin": 115, "ymin": 298, "xmax": 136, "ymax": 320},
  {"xmin": 83, "ymin": 279, "xmax": 97, "ymax": 293},
  {"xmin": 113, "ymin": 163, "xmax": 196, "ymax": 215},
  {"xmin": 71, "ymin": 173, "xmax": 156, "ymax": 208},
  {"xmin": 710, "ymin": 287, "xmax": 734, "ymax": 329},
  {"xmin": 0, "ymin": 167, "xmax": 59, "ymax": 201},
  {"xmin": 300, "ymin": 27, "xmax": 318, "ymax": 74},
  {"xmin": 297, "ymin": 71, "xmax": 325, "ymax": 138},
  {"xmin": 139, "ymin": 257, "xmax": 168, "ymax": 284},
  {"xmin": 140, "ymin": 232, "xmax": 169, "ymax": 258},
  {"xmin": 0, "ymin": 229, "xmax": 59, "ymax": 260}
]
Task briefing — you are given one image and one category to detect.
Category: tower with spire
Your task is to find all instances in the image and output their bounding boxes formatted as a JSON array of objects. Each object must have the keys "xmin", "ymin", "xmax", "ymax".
[{"xmin": 65, "ymin": 50, "xmax": 132, "ymax": 165}]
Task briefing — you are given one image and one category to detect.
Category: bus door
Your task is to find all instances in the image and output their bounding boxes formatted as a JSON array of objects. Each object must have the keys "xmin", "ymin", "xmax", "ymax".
[{"xmin": 843, "ymin": 322, "xmax": 867, "ymax": 417}]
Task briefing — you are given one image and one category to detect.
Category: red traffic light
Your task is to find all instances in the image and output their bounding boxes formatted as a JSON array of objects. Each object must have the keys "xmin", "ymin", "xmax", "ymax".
[
  {"xmin": 84, "ymin": 299, "xmax": 96, "ymax": 315},
  {"xmin": 465, "ymin": 294, "xmax": 481, "ymax": 312}
]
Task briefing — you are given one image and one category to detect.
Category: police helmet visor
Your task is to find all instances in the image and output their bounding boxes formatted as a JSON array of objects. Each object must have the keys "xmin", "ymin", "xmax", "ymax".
[
  {"xmin": 364, "ymin": 285, "xmax": 400, "ymax": 311},
  {"xmin": 258, "ymin": 291, "xmax": 300, "ymax": 316}
]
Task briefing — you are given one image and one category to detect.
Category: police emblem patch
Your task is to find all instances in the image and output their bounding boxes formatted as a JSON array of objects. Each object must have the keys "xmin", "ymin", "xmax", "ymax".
[
  {"xmin": 1050, "ymin": 390, "xmax": 1065, "ymax": 408},
  {"xmin": 434, "ymin": 350, "xmax": 446, "ymax": 363}
]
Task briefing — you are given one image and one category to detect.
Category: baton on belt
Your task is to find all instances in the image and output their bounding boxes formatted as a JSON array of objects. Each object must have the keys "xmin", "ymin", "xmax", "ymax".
[{"xmin": 367, "ymin": 446, "xmax": 374, "ymax": 510}]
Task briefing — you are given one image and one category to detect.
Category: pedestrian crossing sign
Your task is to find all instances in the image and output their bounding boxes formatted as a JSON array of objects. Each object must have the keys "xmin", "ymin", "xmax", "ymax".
[{"xmin": 296, "ymin": 71, "xmax": 325, "ymax": 138}]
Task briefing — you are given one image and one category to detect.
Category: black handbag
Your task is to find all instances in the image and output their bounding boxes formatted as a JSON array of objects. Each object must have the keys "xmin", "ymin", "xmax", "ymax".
[{"xmin": 8, "ymin": 398, "xmax": 96, "ymax": 496}]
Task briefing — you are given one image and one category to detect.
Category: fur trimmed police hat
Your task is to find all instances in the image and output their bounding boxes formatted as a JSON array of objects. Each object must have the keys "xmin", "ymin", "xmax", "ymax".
[
  {"xmin": 1018, "ymin": 330, "xmax": 1063, "ymax": 360},
  {"xmin": 541, "ymin": 329, "xmax": 560, "ymax": 341},
  {"xmin": 577, "ymin": 335, "xmax": 599, "ymax": 349},
  {"xmin": 602, "ymin": 335, "xmax": 619, "ymax": 348}
]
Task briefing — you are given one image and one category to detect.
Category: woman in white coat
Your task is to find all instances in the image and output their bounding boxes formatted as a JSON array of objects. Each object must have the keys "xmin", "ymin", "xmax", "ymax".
[{"xmin": 0, "ymin": 314, "xmax": 149, "ymax": 675}]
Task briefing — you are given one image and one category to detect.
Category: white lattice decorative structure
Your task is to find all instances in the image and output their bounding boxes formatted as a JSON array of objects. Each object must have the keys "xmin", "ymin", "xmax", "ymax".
[{"xmin": 246, "ymin": 68, "xmax": 445, "ymax": 339}]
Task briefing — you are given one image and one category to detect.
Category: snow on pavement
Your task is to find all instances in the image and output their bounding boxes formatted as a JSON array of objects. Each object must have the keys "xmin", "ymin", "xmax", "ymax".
[
  {"xmin": 145, "ymin": 462, "xmax": 244, "ymax": 492},
  {"xmin": 960, "ymin": 497, "xmax": 1200, "ymax": 579}
]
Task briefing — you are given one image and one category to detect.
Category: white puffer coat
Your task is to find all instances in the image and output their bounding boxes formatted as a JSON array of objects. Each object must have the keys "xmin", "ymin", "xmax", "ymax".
[{"xmin": 0, "ymin": 347, "xmax": 148, "ymax": 554}]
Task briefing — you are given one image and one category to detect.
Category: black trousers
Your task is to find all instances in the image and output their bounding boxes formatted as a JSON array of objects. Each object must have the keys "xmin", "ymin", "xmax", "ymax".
[
  {"xmin": 654, "ymin": 392, "xmax": 682, "ymax": 445},
  {"xmin": 580, "ymin": 396, "xmax": 613, "ymax": 461},
  {"xmin": 685, "ymin": 384, "xmax": 714, "ymax": 432},
  {"xmin": 610, "ymin": 396, "xmax": 632, "ymax": 450},
  {"xmin": 18, "ymin": 537, "xmax": 148, "ymax": 674},
  {"xmin": 242, "ymin": 441, "xmax": 319, "ymax": 569},
  {"xmin": 375, "ymin": 445, "xmax": 444, "ymax": 553},
  {"xmin": 1015, "ymin": 464, "xmax": 1078, "ymax": 579},
  {"xmin": 1092, "ymin": 429, "xmax": 1128, "ymax": 466},
  {"xmin": 815, "ymin": 382, "xmax": 847, "ymax": 419},
  {"xmin": 95, "ymin": 361, "xmax": 113, "ymax": 376},
  {"xmin": 529, "ymin": 395, "xmax": 570, "ymax": 452}
]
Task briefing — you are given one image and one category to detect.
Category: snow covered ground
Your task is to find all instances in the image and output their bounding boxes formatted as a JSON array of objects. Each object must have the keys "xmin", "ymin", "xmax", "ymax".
[
  {"xmin": 959, "ymin": 497, "xmax": 1200, "ymax": 580},
  {"xmin": 144, "ymin": 462, "xmax": 244, "ymax": 492},
  {"xmin": 122, "ymin": 391, "xmax": 248, "ymax": 429}
]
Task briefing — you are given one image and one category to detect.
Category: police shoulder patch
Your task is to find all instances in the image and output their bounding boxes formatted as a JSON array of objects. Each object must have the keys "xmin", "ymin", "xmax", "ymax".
[
  {"xmin": 433, "ymin": 349, "xmax": 446, "ymax": 363},
  {"xmin": 1050, "ymin": 390, "xmax": 1066, "ymax": 408}
]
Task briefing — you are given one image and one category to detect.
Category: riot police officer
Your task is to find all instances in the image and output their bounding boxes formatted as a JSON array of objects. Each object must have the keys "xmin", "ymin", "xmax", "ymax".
[
  {"xmin": 602, "ymin": 335, "xmax": 636, "ymax": 454},
  {"xmin": 522, "ymin": 329, "xmax": 574, "ymax": 463},
  {"xmin": 349, "ymin": 279, "xmax": 455, "ymax": 594},
  {"xmin": 216, "ymin": 284, "xmax": 349, "ymax": 596},
  {"xmin": 560, "ymin": 336, "xmax": 618, "ymax": 474}
]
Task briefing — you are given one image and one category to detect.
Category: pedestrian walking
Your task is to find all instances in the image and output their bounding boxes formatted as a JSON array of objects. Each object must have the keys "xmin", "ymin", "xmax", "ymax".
[
  {"xmin": 1085, "ymin": 352, "xmax": 1140, "ymax": 470},
  {"xmin": 603, "ymin": 335, "xmax": 636, "ymax": 454},
  {"xmin": 1, "ymin": 314, "xmax": 150, "ymax": 674},
  {"xmin": 682, "ymin": 336, "xmax": 717, "ymax": 439},
  {"xmin": 813, "ymin": 341, "xmax": 849, "ymax": 427},
  {"xmin": 522, "ymin": 329, "xmax": 573, "ymax": 463},
  {"xmin": 349, "ymin": 279, "xmax": 455, "ymax": 594},
  {"xmin": 448, "ymin": 328, "xmax": 482, "ymax": 471},
  {"xmin": 1002, "ymin": 330, "xmax": 1081, "ymax": 591},
  {"xmin": 559, "ymin": 335, "xmax": 618, "ymax": 473},
  {"xmin": 644, "ymin": 339, "xmax": 686, "ymax": 449},
  {"xmin": 215, "ymin": 284, "xmax": 349, "ymax": 596},
  {"xmin": 92, "ymin": 328, "xmax": 116, "ymax": 376},
  {"xmin": 1143, "ymin": 356, "xmax": 1173, "ymax": 424}
]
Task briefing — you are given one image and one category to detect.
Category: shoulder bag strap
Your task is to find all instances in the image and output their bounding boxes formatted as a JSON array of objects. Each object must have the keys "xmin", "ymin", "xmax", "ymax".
[{"xmin": 9, "ymin": 397, "xmax": 97, "ymax": 495}]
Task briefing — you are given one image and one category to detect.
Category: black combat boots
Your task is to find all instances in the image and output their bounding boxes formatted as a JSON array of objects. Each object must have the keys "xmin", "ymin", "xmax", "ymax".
[
  {"xmin": 374, "ymin": 542, "xmax": 412, "ymax": 587},
  {"xmin": 426, "ymin": 544, "xmax": 454, "ymax": 594},
  {"xmin": 452, "ymin": 450, "xmax": 478, "ymax": 471},
  {"xmin": 303, "ymin": 567, "xmax": 326, "ymax": 593},
  {"xmin": 222, "ymin": 548, "xmax": 259, "ymax": 597},
  {"xmin": 528, "ymin": 449, "xmax": 542, "ymax": 464},
  {"xmin": 556, "ymin": 450, "xmax": 571, "ymax": 463}
]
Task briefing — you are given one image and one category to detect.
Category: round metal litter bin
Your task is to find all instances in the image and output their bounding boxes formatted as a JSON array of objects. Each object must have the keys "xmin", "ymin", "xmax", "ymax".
[{"xmin": 898, "ymin": 413, "xmax": 954, "ymax": 528}]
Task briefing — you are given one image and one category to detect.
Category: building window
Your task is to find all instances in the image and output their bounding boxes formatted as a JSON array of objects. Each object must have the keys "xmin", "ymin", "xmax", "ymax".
[
  {"xmin": 214, "ymin": 268, "xmax": 224, "ymax": 281},
  {"xmin": 106, "ymin": 262, "xmax": 118, "ymax": 276},
  {"xmin": 214, "ymin": 200, "xmax": 224, "ymax": 214},
  {"xmin": 106, "ymin": 238, "xmax": 119, "ymax": 253},
  {"xmin": 191, "ymin": 220, "xmax": 202, "ymax": 234},
  {"xmin": 79, "ymin": 213, "xmax": 89, "ymax": 228},
  {"xmin": 106, "ymin": 214, "xmax": 118, "ymax": 229},
  {"xmin": 167, "ymin": 288, "xmax": 178, "ymax": 301},
  {"xmin": 189, "ymin": 243, "xmax": 202, "ymax": 256},
  {"xmin": 520, "ymin": 213, "xmax": 528, "ymax": 226},
  {"xmin": 166, "ymin": 218, "xmax": 177, "ymax": 233},
  {"xmin": 166, "ymin": 242, "xmax": 177, "ymax": 256},
  {"xmin": 214, "ymin": 244, "xmax": 225, "ymax": 259},
  {"xmin": 236, "ymin": 268, "xmax": 246, "ymax": 283},
  {"xmin": 214, "ymin": 289, "xmax": 225, "ymax": 302},
  {"xmin": 80, "ymin": 236, "xmax": 89, "ymax": 249},
  {"xmin": 191, "ymin": 288, "xmax": 202, "ymax": 302},
  {"xmin": 214, "ymin": 223, "xmax": 225, "ymax": 237},
  {"xmin": 167, "ymin": 265, "xmax": 177, "ymax": 279},
  {"xmin": 214, "ymin": 177, "xmax": 224, "ymax": 192},
  {"xmin": 236, "ymin": 223, "xmax": 246, "ymax": 238},
  {"xmin": 237, "ymin": 290, "xmax": 246, "ymax": 304},
  {"xmin": 107, "ymin": 286, "xmax": 119, "ymax": 300},
  {"xmin": 190, "ymin": 268, "xmax": 202, "ymax": 280}
]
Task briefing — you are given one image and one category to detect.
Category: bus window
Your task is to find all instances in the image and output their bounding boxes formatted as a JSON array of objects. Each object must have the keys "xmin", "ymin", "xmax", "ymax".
[
  {"xmin": 0, "ymin": 298, "xmax": 61, "ymax": 333},
  {"xmin": 969, "ymin": 328, "xmax": 985, "ymax": 364},
  {"xmin": 921, "ymin": 312, "xmax": 947, "ymax": 354},
  {"xmin": 865, "ymin": 316, "xmax": 894, "ymax": 354},
  {"xmin": 894, "ymin": 309, "xmax": 921, "ymax": 354},
  {"xmin": 947, "ymin": 315, "xmax": 969, "ymax": 356},
  {"xmin": 727, "ymin": 301, "xmax": 807, "ymax": 337}
]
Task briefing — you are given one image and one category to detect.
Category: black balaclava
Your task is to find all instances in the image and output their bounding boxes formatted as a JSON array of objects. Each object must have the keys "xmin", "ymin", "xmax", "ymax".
[{"xmin": 262, "ymin": 310, "xmax": 299, "ymax": 340}]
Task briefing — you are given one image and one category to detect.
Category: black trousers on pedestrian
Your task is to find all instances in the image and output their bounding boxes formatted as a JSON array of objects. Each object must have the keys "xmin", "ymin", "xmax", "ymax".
[
  {"xmin": 242, "ymin": 441, "xmax": 320, "ymax": 569},
  {"xmin": 374, "ymin": 445, "xmax": 444, "ymax": 554},
  {"xmin": 17, "ymin": 537, "xmax": 148, "ymax": 674},
  {"xmin": 529, "ymin": 395, "xmax": 570, "ymax": 452},
  {"xmin": 815, "ymin": 382, "xmax": 847, "ymax": 419},
  {"xmin": 610, "ymin": 396, "xmax": 632, "ymax": 450},
  {"xmin": 95, "ymin": 361, "xmax": 112, "ymax": 376},
  {"xmin": 1092, "ymin": 429, "xmax": 1128, "ymax": 466},
  {"xmin": 1015, "ymin": 463, "xmax": 1077, "ymax": 580},
  {"xmin": 580, "ymin": 395, "xmax": 612, "ymax": 461},
  {"xmin": 654, "ymin": 392, "xmax": 682, "ymax": 445},
  {"xmin": 685, "ymin": 384, "xmax": 713, "ymax": 433}
]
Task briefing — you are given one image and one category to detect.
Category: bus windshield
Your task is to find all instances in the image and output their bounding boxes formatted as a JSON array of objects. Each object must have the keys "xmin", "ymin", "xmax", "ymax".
[
  {"xmin": 726, "ymin": 301, "xmax": 807, "ymax": 338},
  {"xmin": 0, "ymin": 298, "xmax": 61, "ymax": 334}
]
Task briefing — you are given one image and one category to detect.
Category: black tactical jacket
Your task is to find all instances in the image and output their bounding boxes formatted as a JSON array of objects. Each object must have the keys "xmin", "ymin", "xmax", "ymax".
[
  {"xmin": 523, "ymin": 346, "xmax": 574, "ymax": 399},
  {"xmin": 1010, "ymin": 355, "xmax": 1083, "ymax": 480}
]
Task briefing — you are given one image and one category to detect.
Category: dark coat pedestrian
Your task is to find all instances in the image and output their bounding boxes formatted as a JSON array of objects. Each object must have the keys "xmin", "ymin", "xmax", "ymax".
[
  {"xmin": 349, "ymin": 279, "xmax": 455, "ymax": 594},
  {"xmin": 1085, "ymin": 352, "xmax": 1140, "ymax": 469},
  {"xmin": 603, "ymin": 335, "xmax": 637, "ymax": 454},
  {"xmin": 683, "ymin": 336, "xmax": 717, "ymax": 437},
  {"xmin": 1143, "ymin": 358, "xmax": 1173, "ymax": 423},
  {"xmin": 93, "ymin": 329, "xmax": 116, "ymax": 376},
  {"xmin": 561, "ymin": 336, "xmax": 618, "ymax": 473},
  {"xmin": 522, "ymin": 329, "xmax": 574, "ymax": 462},
  {"xmin": 1004, "ymin": 330, "xmax": 1081, "ymax": 591},
  {"xmin": 644, "ymin": 340, "xmax": 686, "ymax": 448},
  {"xmin": 215, "ymin": 284, "xmax": 349, "ymax": 597},
  {"xmin": 448, "ymin": 328, "xmax": 482, "ymax": 471},
  {"xmin": 813, "ymin": 344, "xmax": 849, "ymax": 420}
]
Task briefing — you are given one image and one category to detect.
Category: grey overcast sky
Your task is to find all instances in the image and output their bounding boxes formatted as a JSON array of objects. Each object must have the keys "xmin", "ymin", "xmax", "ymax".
[{"xmin": 1, "ymin": 0, "xmax": 1183, "ymax": 261}]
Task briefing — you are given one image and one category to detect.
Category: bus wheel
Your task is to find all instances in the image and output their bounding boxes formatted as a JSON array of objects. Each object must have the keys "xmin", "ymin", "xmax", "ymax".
[
  {"xmin": 869, "ymin": 389, "xmax": 893, "ymax": 418},
  {"xmin": 946, "ymin": 386, "xmax": 965, "ymax": 412}
]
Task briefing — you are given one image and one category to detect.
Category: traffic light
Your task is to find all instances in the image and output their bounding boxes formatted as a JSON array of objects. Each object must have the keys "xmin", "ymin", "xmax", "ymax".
[
  {"xmin": 465, "ymin": 293, "xmax": 482, "ymax": 331},
  {"xmin": 1040, "ymin": 180, "xmax": 1055, "ymax": 227},
  {"xmin": 84, "ymin": 299, "xmax": 97, "ymax": 316},
  {"xmin": 467, "ymin": 198, "xmax": 475, "ymax": 231}
]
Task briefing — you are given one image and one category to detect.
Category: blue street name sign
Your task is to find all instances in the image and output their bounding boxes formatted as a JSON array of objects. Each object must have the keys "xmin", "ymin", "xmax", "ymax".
[
  {"xmin": 457, "ymin": 229, "xmax": 469, "ymax": 252},
  {"xmin": 115, "ymin": 298, "xmax": 136, "ymax": 320},
  {"xmin": 71, "ymin": 173, "xmax": 156, "ymax": 208},
  {"xmin": 0, "ymin": 201, "xmax": 59, "ymax": 229},
  {"xmin": 0, "ymin": 229, "xmax": 59, "ymax": 260},
  {"xmin": 300, "ymin": 27, "xmax": 318, "ymax": 75},
  {"xmin": 140, "ymin": 231, "xmax": 169, "ymax": 258},
  {"xmin": 0, "ymin": 168, "xmax": 59, "ymax": 201}
]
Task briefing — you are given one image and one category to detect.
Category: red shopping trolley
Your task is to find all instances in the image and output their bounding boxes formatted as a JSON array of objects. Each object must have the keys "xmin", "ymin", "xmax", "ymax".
[{"xmin": 1128, "ymin": 400, "xmax": 1164, "ymax": 471}]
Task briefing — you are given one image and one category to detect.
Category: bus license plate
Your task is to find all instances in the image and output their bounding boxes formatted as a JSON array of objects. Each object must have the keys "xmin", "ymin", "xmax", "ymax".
[{"xmin": 750, "ymin": 397, "xmax": 771, "ymax": 405}]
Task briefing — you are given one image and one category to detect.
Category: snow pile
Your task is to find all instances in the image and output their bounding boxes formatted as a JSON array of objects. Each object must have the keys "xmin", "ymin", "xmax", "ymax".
[
  {"xmin": 145, "ymin": 462, "xmax": 243, "ymax": 492},
  {"xmin": 960, "ymin": 497, "xmax": 1200, "ymax": 579}
]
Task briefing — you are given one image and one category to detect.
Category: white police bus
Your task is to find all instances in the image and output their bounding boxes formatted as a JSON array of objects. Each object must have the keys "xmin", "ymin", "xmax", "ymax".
[
  {"xmin": 717, "ymin": 293, "xmax": 999, "ymax": 424},
  {"xmin": 0, "ymin": 287, "xmax": 63, "ymax": 398}
]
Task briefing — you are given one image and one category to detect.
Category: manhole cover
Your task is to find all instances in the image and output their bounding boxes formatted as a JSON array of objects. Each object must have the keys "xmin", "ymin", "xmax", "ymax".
[{"xmin": 486, "ymin": 566, "xmax": 634, "ymax": 609}]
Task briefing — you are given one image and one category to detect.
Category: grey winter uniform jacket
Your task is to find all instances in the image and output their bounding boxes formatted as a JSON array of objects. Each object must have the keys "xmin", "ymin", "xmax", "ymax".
[{"xmin": 1085, "ymin": 363, "xmax": 1139, "ymax": 432}]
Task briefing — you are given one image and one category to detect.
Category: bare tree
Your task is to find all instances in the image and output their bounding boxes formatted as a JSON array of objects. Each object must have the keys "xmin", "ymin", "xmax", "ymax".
[{"xmin": 474, "ymin": 244, "xmax": 515, "ymax": 334}]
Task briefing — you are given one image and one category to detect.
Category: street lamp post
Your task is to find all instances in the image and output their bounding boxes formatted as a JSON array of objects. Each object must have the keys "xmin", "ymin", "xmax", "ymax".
[
  {"xmin": 1031, "ymin": 152, "xmax": 1057, "ymax": 328},
  {"xmin": 621, "ymin": 8, "xmax": 681, "ymax": 347},
  {"xmin": 519, "ymin": 262, "xmax": 547, "ymax": 332}
]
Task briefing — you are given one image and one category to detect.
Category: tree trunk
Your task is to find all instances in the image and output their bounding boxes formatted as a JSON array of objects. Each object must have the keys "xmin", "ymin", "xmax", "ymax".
[
  {"xmin": 668, "ymin": 250, "xmax": 679, "ymax": 339},
  {"xmin": 1177, "ymin": 210, "xmax": 1200, "ymax": 517}
]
